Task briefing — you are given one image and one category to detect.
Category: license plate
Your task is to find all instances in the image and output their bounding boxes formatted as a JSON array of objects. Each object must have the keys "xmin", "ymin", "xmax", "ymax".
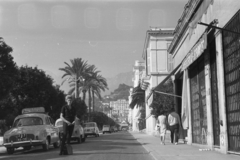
[{"xmin": 18, "ymin": 138, "xmax": 27, "ymax": 141}]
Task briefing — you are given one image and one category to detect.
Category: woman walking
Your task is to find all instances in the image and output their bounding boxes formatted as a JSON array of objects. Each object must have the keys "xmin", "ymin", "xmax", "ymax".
[{"xmin": 157, "ymin": 113, "xmax": 167, "ymax": 145}]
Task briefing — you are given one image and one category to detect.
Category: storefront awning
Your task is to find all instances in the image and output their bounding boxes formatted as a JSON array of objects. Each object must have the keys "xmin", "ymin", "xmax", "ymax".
[{"xmin": 146, "ymin": 63, "xmax": 181, "ymax": 101}]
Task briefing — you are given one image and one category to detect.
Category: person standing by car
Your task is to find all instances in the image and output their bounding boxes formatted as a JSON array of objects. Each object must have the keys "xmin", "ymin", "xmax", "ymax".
[
  {"xmin": 60, "ymin": 95, "xmax": 78, "ymax": 155},
  {"xmin": 168, "ymin": 108, "xmax": 182, "ymax": 145}
]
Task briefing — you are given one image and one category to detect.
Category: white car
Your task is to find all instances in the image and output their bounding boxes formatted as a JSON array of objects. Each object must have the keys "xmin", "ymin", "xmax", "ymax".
[
  {"xmin": 83, "ymin": 122, "xmax": 100, "ymax": 137},
  {"xmin": 102, "ymin": 125, "xmax": 111, "ymax": 134},
  {"xmin": 3, "ymin": 107, "xmax": 60, "ymax": 154},
  {"xmin": 55, "ymin": 119, "xmax": 86, "ymax": 143}
]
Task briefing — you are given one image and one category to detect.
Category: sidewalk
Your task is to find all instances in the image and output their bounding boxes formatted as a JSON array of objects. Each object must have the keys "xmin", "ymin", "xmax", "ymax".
[{"xmin": 129, "ymin": 131, "xmax": 239, "ymax": 160}]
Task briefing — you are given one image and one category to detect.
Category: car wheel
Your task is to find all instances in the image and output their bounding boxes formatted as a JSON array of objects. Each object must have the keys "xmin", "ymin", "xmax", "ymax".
[
  {"xmin": 7, "ymin": 147, "xmax": 14, "ymax": 154},
  {"xmin": 103, "ymin": 132, "xmax": 105, "ymax": 134},
  {"xmin": 42, "ymin": 138, "xmax": 50, "ymax": 151},
  {"xmin": 23, "ymin": 146, "xmax": 31, "ymax": 150},
  {"xmin": 53, "ymin": 139, "xmax": 60, "ymax": 148},
  {"xmin": 77, "ymin": 136, "xmax": 82, "ymax": 144},
  {"xmin": 95, "ymin": 134, "xmax": 98, "ymax": 137}
]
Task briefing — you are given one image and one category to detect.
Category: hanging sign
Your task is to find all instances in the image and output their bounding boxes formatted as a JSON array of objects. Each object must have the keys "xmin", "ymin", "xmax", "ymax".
[
  {"xmin": 141, "ymin": 80, "xmax": 150, "ymax": 90},
  {"xmin": 181, "ymin": 33, "xmax": 207, "ymax": 71}
]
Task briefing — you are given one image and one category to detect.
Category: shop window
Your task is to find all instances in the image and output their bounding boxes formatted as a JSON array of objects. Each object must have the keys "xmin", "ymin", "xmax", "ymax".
[
  {"xmin": 222, "ymin": 9, "xmax": 240, "ymax": 153},
  {"xmin": 189, "ymin": 55, "xmax": 207, "ymax": 145}
]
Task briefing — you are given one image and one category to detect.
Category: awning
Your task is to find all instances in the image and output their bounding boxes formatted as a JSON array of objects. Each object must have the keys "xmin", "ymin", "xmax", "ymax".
[
  {"xmin": 147, "ymin": 63, "xmax": 181, "ymax": 101},
  {"xmin": 154, "ymin": 63, "xmax": 181, "ymax": 91}
]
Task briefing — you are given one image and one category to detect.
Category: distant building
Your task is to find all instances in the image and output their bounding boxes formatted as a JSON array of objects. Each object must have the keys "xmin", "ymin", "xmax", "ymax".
[{"xmin": 110, "ymin": 99, "xmax": 129, "ymax": 122}]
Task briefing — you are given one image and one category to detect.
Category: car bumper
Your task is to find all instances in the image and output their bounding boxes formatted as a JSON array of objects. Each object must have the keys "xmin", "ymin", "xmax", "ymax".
[
  {"xmin": 3, "ymin": 140, "xmax": 44, "ymax": 148},
  {"xmin": 84, "ymin": 132, "xmax": 97, "ymax": 136}
]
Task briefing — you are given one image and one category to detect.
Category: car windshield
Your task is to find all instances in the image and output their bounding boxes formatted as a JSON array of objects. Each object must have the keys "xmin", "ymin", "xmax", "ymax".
[
  {"xmin": 84, "ymin": 123, "xmax": 95, "ymax": 127},
  {"xmin": 13, "ymin": 117, "xmax": 43, "ymax": 127}
]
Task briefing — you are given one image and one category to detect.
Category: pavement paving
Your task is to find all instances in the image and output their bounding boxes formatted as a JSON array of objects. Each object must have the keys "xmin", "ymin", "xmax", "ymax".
[{"xmin": 129, "ymin": 131, "xmax": 240, "ymax": 160}]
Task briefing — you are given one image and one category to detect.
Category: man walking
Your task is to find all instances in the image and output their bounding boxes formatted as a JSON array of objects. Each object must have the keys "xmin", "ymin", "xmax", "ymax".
[
  {"xmin": 59, "ymin": 95, "xmax": 78, "ymax": 155},
  {"xmin": 168, "ymin": 108, "xmax": 181, "ymax": 145}
]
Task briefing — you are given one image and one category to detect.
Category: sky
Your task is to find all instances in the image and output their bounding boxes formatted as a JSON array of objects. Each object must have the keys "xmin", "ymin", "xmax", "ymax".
[{"xmin": 0, "ymin": 0, "xmax": 188, "ymax": 94}]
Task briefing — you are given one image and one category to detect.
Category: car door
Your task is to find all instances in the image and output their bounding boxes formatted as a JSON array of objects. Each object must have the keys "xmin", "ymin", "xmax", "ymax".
[{"xmin": 46, "ymin": 117, "xmax": 58, "ymax": 143}]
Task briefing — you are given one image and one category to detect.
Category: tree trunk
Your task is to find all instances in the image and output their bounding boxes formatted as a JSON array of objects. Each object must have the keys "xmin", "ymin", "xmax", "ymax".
[
  {"xmin": 82, "ymin": 90, "xmax": 86, "ymax": 102},
  {"xmin": 88, "ymin": 88, "xmax": 91, "ymax": 113},
  {"xmin": 75, "ymin": 81, "xmax": 79, "ymax": 98},
  {"xmin": 92, "ymin": 90, "xmax": 95, "ymax": 112}
]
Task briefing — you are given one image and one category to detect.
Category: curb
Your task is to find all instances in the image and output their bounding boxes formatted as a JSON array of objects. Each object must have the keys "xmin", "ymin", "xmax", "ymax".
[
  {"xmin": 129, "ymin": 131, "xmax": 158, "ymax": 160},
  {"xmin": 140, "ymin": 144, "xmax": 158, "ymax": 160}
]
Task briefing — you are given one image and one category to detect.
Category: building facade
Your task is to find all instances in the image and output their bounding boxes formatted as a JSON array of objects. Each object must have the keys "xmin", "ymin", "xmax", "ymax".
[
  {"xmin": 110, "ymin": 99, "xmax": 129, "ymax": 123},
  {"xmin": 167, "ymin": 0, "xmax": 240, "ymax": 154},
  {"xmin": 142, "ymin": 28, "xmax": 174, "ymax": 135}
]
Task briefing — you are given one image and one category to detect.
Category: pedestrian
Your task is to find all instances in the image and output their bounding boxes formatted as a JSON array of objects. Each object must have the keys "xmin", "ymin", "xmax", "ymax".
[
  {"xmin": 59, "ymin": 95, "xmax": 79, "ymax": 155},
  {"xmin": 167, "ymin": 108, "xmax": 182, "ymax": 145},
  {"xmin": 157, "ymin": 113, "xmax": 167, "ymax": 145},
  {"xmin": 154, "ymin": 123, "xmax": 159, "ymax": 136}
]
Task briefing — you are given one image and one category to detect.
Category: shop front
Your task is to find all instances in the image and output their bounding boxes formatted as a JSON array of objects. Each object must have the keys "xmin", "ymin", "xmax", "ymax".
[
  {"xmin": 222, "ymin": 10, "xmax": 240, "ymax": 153},
  {"xmin": 180, "ymin": 32, "xmax": 210, "ymax": 145}
]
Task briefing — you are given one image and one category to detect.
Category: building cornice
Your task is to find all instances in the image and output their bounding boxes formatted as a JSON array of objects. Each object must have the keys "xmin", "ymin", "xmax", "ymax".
[
  {"xmin": 142, "ymin": 29, "xmax": 174, "ymax": 60},
  {"xmin": 168, "ymin": 0, "xmax": 203, "ymax": 54}
]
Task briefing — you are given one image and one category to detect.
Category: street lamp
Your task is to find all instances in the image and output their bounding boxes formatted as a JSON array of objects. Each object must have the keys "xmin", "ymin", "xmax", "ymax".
[{"xmin": 67, "ymin": 76, "xmax": 84, "ymax": 98}]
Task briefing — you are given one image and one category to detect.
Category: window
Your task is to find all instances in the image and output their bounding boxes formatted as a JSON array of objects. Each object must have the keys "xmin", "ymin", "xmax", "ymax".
[{"xmin": 13, "ymin": 117, "xmax": 43, "ymax": 127}]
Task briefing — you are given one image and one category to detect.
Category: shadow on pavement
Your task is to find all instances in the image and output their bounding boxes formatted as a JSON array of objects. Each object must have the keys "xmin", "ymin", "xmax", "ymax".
[{"xmin": 0, "ymin": 132, "xmax": 146, "ymax": 160}]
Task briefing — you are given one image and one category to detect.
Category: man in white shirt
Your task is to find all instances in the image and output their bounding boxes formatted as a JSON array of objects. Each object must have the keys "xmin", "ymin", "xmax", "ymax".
[{"xmin": 168, "ymin": 108, "xmax": 182, "ymax": 145}]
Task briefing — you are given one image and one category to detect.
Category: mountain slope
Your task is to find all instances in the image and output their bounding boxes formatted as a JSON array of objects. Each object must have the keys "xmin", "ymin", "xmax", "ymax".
[{"xmin": 104, "ymin": 71, "xmax": 133, "ymax": 95}]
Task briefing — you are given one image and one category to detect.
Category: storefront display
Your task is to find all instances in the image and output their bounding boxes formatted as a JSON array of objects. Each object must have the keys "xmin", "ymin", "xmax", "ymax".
[
  {"xmin": 222, "ymin": 10, "xmax": 240, "ymax": 152},
  {"xmin": 189, "ymin": 56, "xmax": 207, "ymax": 144}
]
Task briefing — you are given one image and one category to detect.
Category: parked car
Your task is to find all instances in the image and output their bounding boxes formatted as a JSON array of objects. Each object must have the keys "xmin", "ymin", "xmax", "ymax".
[
  {"xmin": 55, "ymin": 118, "xmax": 86, "ymax": 143},
  {"xmin": 113, "ymin": 126, "xmax": 118, "ymax": 132},
  {"xmin": 102, "ymin": 125, "xmax": 111, "ymax": 134},
  {"xmin": 3, "ymin": 107, "xmax": 60, "ymax": 154},
  {"xmin": 83, "ymin": 122, "xmax": 99, "ymax": 137}
]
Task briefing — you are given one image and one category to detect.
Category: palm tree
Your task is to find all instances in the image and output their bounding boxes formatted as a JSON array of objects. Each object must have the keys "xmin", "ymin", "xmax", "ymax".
[
  {"xmin": 68, "ymin": 65, "xmax": 98, "ymax": 109},
  {"xmin": 59, "ymin": 58, "xmax": 89, "ymax": 98},
  {"xmin": 91, "ymin": 74, "xmax": 108, "ymax": 112},
  {"xmin": 67, "ymin": 64, "xmax": 108, "ymax": 114}
]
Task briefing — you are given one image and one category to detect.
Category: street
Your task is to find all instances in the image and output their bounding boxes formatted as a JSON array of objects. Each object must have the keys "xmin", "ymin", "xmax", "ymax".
[{"xmin": 0, "ymin": 131, "xmax": 153, "ymax": 160}]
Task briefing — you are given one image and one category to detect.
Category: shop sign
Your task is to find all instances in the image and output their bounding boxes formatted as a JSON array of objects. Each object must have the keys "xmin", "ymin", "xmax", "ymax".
[
  {"xmin": 181, "ymin": 33, "xmax": 207, "ymax": 71},
  {"xmin": 141, "ymin": 81, "xmax": 150, "ymax": 90}
]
